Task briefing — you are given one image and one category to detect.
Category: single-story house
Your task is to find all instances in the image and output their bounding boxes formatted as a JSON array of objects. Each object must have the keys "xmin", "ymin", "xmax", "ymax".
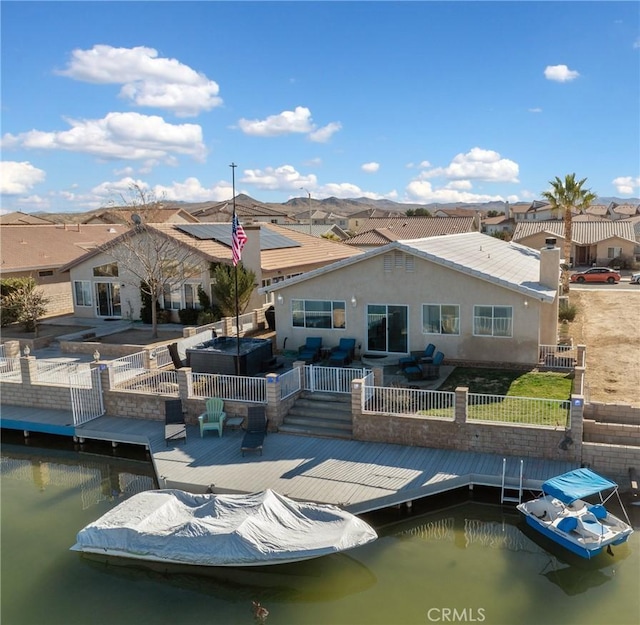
[
  {"xmin": 60, "ymin": 222, "xmax": 362, "ymax": 321},
  {"xmin": 512, "ymin": 221, "xmax": 636, "ymax": 267},
  {"xmin": 260, "ymin": 232, "xmax": 561, "ymax": 366},
  {"xmin": 0, "ymin": 224, "xmax": 129, "ymax": 317}
]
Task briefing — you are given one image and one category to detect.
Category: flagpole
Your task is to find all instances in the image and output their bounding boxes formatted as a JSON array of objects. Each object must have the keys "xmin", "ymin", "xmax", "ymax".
[{"xmin": 230, "ymin": 162, "xmax": 240, "ymax": 376}]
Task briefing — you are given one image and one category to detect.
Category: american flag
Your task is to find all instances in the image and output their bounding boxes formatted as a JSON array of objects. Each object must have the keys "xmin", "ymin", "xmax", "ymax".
[{"xmin": 231, "ymin": 214, "xmax": 248, "ymax": 266}]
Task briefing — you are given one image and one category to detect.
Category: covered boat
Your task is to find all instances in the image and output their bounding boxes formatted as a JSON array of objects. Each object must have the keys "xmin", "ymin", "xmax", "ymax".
[
  {"xmin": 71, "ymin": 488, "xmax": 377, "ymax": 567},
  {"xmin": 517, "ymin": 468, "xmax": 634, "ymax": 559}
]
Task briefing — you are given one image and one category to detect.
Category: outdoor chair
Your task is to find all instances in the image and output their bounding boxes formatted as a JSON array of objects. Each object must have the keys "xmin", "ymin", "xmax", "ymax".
[
  {"xmin": 164, "ymin": 399, "xmax": 187, "ymax": 446},
  {"xmin": 298, "ymin": 337, "xmax": 323, "ymax": 363},
  {"xmin": 404, "ymin": 350, "xmax": 445, "ymax": 381},
  {"xmin": 399, "ymin": 343, "xmax": 436, "ymax": 370},
  {"xmin": 328, "ymin": 338, "xmax": 356, "ymax": 366},
  {"xmin": 241, "ymin": 406, "xmax": 268, "ymax": 456},
  {"xmin": 197, "ymin": 397, "xmax": 227, "ymax": 438}
]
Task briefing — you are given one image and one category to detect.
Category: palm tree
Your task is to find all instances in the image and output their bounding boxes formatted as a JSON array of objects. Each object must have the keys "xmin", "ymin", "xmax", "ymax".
[{"xmin": 541, "ymin": 173, "xmax": 596, "ymax": 293}]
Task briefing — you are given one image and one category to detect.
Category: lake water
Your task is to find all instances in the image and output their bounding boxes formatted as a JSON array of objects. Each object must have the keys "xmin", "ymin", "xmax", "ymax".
[{"xmin": 1, "ymin": 435, "xmax": 639, "ymax": 625}]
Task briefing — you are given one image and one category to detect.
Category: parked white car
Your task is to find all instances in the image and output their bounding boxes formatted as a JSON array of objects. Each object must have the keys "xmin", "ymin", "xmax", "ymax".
[{"xmin": 630, "ymin": 273, "xmax": 640, "ymax": 285}]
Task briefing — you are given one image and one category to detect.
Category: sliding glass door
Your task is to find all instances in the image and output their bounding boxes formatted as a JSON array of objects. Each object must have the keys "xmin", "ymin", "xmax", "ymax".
[
  {"xmin": 95, "ymin": 282, "xmax": 121, "ymax": 317},
  {"xmin": 366, "ymin": 304, "xmax": 408, "ymax": 353}
]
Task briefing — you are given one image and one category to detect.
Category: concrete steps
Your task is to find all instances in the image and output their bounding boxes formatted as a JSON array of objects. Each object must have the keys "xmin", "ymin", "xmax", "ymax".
[{"xmin": 280, "ymin": 392, "xmax": 353, "ymax": 439}]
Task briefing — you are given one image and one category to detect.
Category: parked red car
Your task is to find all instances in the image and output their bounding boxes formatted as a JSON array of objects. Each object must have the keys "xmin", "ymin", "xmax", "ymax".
[{"xmin": 569, "ymin": 267, "xmax": 621, "ymax": 284}]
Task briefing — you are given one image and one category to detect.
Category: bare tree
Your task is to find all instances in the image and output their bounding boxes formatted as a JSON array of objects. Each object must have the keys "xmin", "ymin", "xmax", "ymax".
[{"xmin": 100, "ymin": 185, "xmax": 204, "ymax": 338}]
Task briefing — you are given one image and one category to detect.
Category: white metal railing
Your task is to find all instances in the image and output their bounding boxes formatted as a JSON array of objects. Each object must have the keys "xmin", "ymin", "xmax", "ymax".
[
  {"xmin": 539, "ymin": 344, "xmax": 577, "ymax": 369},
  {"xmin": 112, "ymin": 369, "xmax": 179, "ymax": 395},
  {"xmin": 467, "ymin": 393, "xmax": 570, "ymax": 428},
  {"xmin": 279, "ymin": 367, "xmax": 302, "ymax": 400},
  {"xmin": 70, "ymin": 367, "xmax": 105, "ymax": 424},
  {"xmin": 0, "ymin": 356, "xmax": 22, "ymax": 383},
  {"xmin": 304, "ymin": 365, "xmax": 370, "ymax": 394},
  {"xmin": 34, "ymin": 359, "xmax": 92, "ymax": 387},
  {"xmin": 189, "ymin": 372, "xmax": 267, "ymax": 404},
  {"xmin": 231, "ymin": 312, "xmax": 254, "ymax": 336},
  {"xmin": 153, "ymin": 345, "xmax": 173, "ymax": 368},
  {"xmin": 109, "ymin": 351, "xmax": 146, "ymax": 386},
  {"xmin": 362, "ymin": 386, "xmax": 455, "ymax": 418},
  {"xmin": 0, "ymin": 344, "xmax": 5, "ymax": 358},
  {"xmin": 362, "ymin": 369, "xmax": 375, "ymax": 405}
]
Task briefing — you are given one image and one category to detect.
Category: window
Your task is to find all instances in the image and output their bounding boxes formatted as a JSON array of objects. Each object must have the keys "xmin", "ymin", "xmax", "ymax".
[
  {"xmin": 183, "ymin": 284, "xmax": 199, "ymax": 309},
  {"xmin": 163, "ymin": 285, "xmax": 182, "ymax": 310},
  {"xmin": 38, "ymin": 270, "xmax": 54, "ymax": 277},
  {"xmin": 92, "ymin": 262, "xmax": 118, "ymax": 277},
  {"xmin": 607, "ymin": 247, "xmax": 622, "ymax": 259},
  {"xmin": 74, "ymin": 281, "xmax": 92, "ymax": 307},
  {"xmin": 473, "ymin": 305, "xmax": 512, "ymax": 337},
  {"xmin": 292, "ymin": 299, "xmax": 346, "ymax": 329},
  {"xmin": 423, "ymin": 304, "xmax": 460, "ymax": 335}
]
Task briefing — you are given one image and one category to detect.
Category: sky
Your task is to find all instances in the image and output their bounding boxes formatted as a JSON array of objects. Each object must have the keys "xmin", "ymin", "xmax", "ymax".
[{"xmin": 1, "ymin": 1, "xmax": 639, "ymax": 214}]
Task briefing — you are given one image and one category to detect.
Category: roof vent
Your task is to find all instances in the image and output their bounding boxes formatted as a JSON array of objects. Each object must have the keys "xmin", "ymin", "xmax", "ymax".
[{"xmin": 545, "ymin": 237, "xmax": 557, "ymax": 248}]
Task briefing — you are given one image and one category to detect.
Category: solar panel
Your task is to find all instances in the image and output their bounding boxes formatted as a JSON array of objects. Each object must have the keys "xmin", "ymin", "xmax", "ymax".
[{"xmin": 175, "ymin": 224, "xmax": 300, "ymax": 250}]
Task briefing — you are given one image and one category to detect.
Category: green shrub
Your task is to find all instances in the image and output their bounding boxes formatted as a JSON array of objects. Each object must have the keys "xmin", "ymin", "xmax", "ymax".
[
  {"xmin": 558, "ymin": 302, "xmax": 577, "ymax": 322},
  {"xmin": 178, "ymin": 308, "xmax": 200, "ymax": 325}
]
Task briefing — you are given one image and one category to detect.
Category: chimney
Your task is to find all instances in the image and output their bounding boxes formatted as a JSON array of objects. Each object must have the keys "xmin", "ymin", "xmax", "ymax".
[{"xmin": 539, "ymin": 238, "xmax": 560, "ymax": 289}]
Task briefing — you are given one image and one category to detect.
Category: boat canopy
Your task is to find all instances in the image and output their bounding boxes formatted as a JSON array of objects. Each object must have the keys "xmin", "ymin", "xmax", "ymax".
[{"xmin": 542, "ymin": 468, "xmax": 618, "ymax": 504}]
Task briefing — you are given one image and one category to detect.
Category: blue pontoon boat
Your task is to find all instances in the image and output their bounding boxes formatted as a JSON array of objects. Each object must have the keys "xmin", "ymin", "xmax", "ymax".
[{"xmin": 517, "ymin": 468, "xmax": 634, "ymax": 559}]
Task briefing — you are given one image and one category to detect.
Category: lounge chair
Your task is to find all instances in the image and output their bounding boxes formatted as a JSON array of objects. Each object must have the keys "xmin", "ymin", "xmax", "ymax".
[
  {"xmin": 404, "ymin": 350, "xmax": 445, "ymax": 381},
  {"xmin": 399, "ymin": 343, "xmax": 436, "ymax": 370},
  {"xmin": 298, "ymin": 337, "xmax": 322, "ymax": 363},
  {"xmin": 197, "ymin": 397, "xmax": 227, "ymax": 438},
  {"xmin": 328, "ymin": 338, "xmax": 356, "ymax": 366},
  {"xmin": 241, "ymin": 406, "xmax": 268, "ymax": 456},
  {"xmin": 164, "ymin": 399, "xmax": 187, "ymax": 446}
]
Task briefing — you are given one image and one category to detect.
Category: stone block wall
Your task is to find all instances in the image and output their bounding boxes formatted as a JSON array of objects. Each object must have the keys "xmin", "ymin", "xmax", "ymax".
[{"xmin": 581, "ymin": 443, "xmax": 640, "ymax": 485}]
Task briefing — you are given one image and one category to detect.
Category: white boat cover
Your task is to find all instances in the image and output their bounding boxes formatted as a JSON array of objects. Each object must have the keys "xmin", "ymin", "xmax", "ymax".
[{"xmin": 71, "ymin": 489, "xmax": 378, "ymax": 566}]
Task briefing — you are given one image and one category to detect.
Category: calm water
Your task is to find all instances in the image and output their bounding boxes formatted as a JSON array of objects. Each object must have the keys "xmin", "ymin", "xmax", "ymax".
[{"xmin": 1, "ymin": 437, "xmax": 639, "ymax": 625}]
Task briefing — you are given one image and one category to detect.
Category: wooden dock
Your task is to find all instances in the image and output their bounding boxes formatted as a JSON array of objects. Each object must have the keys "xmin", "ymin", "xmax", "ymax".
[{"xmin": 0, "ymin": 405, "xmax": 578, "ymax": 514}]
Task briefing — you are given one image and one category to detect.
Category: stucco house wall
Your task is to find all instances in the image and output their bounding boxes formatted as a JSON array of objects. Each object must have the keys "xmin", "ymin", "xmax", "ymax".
[{"xmin": 271, "ymin": 249, "xmax": 555, "ymax": 365}]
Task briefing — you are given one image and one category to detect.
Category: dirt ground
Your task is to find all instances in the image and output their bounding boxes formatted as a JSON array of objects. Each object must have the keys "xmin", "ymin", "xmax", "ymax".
[
  {"xmin": 565, "ymin": 290, "xmax": 640, "ymax": 405},
  {"xmin": 96, "ymin": 329, "xmax": 184, "ymax": 345}
]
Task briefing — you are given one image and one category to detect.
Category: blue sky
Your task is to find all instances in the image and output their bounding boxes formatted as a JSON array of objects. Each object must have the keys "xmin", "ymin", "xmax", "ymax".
[{"xmin": 1, "ymin": 1, "xmax": 639, "ymax": 214}]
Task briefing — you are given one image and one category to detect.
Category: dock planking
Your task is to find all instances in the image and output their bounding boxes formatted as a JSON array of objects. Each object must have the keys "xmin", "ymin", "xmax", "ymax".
[{"xmin": 1, "ymin": 405, "xmax": 578, "ymax": 514}]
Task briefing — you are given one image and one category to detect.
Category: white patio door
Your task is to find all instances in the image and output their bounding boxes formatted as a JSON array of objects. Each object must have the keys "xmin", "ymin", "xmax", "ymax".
[{"xmin": 95, "ymin": 282, "xmax": 121, "ymax": 317}]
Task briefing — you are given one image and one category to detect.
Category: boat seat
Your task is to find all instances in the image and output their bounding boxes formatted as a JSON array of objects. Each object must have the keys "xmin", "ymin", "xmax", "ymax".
[{"xmin": 576, "ymin": 514, "xmax": 608, "ymax": 539}]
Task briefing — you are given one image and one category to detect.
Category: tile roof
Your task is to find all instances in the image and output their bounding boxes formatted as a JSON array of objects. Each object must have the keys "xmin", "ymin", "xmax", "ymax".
[
  {"xmin": 512, "ymin": 220, "xmax": 636, "ymax": 245},
  {"xmin": 60, "ymin": 222, "xmax": 362, "ymax": 274},
  {"xmin": 262, "ymin": 231, "xmax": 557, "ymax": 302},
  {"xmin": 352, "ymin": 216, "xmax": 478, "ymax": 237},
  {"xmin": 0, "ymin": 211, "xmax": 56, "ymax": 225},
  {"xmin": 1, "ymin": 224, "xmax": 129, "ymax": 272},
  {"xmin": 83, "ymin": 207, "xmax": 198, "ymax": 225}
]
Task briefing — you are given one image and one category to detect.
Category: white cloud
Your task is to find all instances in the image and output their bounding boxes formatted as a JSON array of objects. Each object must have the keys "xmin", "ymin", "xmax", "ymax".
[
  {"xmin": 57, "ymin": 45, "xmax": 222, "ymax": 117},
  {"xmin": 405, "ymin": 160, "xmax": 431, "ymax": 169},
  {"xmin": 544, "ymin": 64, "xmax": 580, "ymax": 82},
  {"xmin": 0, "ymin": 161, "xmax": 46, "ymax": 194},
  {"xmin": 420, "ymin": 147, "xmax": 519, "ymax": 183},
  {"xmin": 445, "ymin": 180, "xmax": 473, "ymax": 191},
  {"xmin": 528, "ymin": 107, "xmax": 543, "ymax": 113},
  {"xmin": 153, "ymin": 177, "xmax": 232, "ymax": 202},
  {"xmin": 309, "ymin": 122, "xmax": 342, "ymax": 143},
  {"xmin": 633, "ymin": 37, "xmax": 640, "ymax": 49},
  {"xmin": 612, "ymin": 176, "xmax": 640, "ymax": 195},
  {"xmin": 2, "ymin": 112, "xmax": 206, "ymax": 163},
  {"xmin": 238, "ymin": 107, "xmax": 341, "ymax": 142},
  {"xmin": 405, "ymin": 180, "xmax": 505, "ymax": 204},
  {"xmin": 361, "ymin": 162, "xmax": 380, "ymax": 173},
  {"xmin": 16, "ymin": 194, "xmax": 51, "ymax": 210},
  {"xmin": 241, "ymin": 164, "xmax": 317, "ymax": 190}
]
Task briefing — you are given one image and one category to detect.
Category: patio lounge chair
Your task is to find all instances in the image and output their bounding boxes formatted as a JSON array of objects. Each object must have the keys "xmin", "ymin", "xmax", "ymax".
[
  {"xmin": 298, "ymin": 337, "xmax": 322, "ymax": 363},
  {"xmin": 399, "ymin": 343, "xmax": 436, "ymax": 370},
  {"xmin": 328, "ymin": 338, "xmax": 356, "ymax": 366},
  {"xmin": 197, "ymin": 397, "xmax": 227, "ymax": 438},
  {"xmin": 164, "ymin": 399, "xmax": 187, "ymax": 446},
  {"xmin": 241, "ymin": 406, "xmax": 268, "ymax": 456},
  {"xmin": 404, "ymin": 351, "xmax": 445, "ymax": 381}
]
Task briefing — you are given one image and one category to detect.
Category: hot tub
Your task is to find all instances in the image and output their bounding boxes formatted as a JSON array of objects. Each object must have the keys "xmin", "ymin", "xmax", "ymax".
[{"xmin": 186, "ymin": 336, "xmax": 273, "ymax": 376}]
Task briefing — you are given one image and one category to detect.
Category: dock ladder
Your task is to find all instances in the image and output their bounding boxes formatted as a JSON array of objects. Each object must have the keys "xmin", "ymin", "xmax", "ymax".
[{"xmin": 500, "ymin": 458, "xmax": 524, "ymax": 504}]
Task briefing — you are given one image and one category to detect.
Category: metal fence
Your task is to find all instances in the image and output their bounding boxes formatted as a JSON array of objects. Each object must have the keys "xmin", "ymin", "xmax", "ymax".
[
  {"xmin": 109, "ymin": 351, "xmax": 146, "ymax": 387},
  {"xmin": 231, "ymin": 312, "xmax": 255, "ymax": 336},
  {"xmin": 539, "ymin": 344, "xmax": 577, "ymax": 369},
  {"xmin": 189, "ymin": 372, "xmax": 267, "ymax": 404},
  {"xmin": 304, "ymin": 365, "xmax": 370, "ymax": 394},
  {"xmin": 362, "ymin": 386, "xmax": 456, "ymax": 419},
  {"xmin": 153, "ymin": 345, "xmax": 173, "ymax": 368},
  {"xmin": 279, "ymin": 367, "xmax": 302, "ymax": 400},
  {"xmin": 70, "ymin": 367, "xmax": 105, "ymax": 424},
  {"xmin": 0, "ymin": 356, "xmax": 22, "ymax": 383},
  {"xmin": 35, "ymin": 359, "xmax": 92, "ymax": 387},
  {"xmin": 112, "ymin": 369, "xmax": 180, "ymax": 395},
  {"xmin": 467, "ymin": 393, "xmax": 570, "ymax": 428}
]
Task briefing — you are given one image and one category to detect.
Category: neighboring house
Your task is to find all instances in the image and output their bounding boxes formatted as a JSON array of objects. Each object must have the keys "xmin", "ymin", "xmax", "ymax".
[
  {"xmin": 190, "ymin": 194, "xmax": 292, "ymax": 225},
  {"xmin": 431, "ymin": 207, "xmax": 479, "ymax": 218},
  {"xmin": 0, "ymin": 211, "xmax": 56, "ymax": 225},
  {"xmin": 60, "ymin": 222, "xmax": 362, "ymax": 321},
  {"xmin": 510, "ymin": 201, "xmax": 557, "ymax": 222},
  {"xmin": 260, "ymin": 232, "xmax": 560, "ymax": 367},
  {"xmin": 0, "ymin": 224, "xmax": 129, "ymax": 317},
  {"xmin": 482, "ymin": 214, "xmax": 514, "ymax": 237},
  {"xmin": 512, "ymin": 221, "xmax": 636, "ymax": 267},
  {"xmin": 347, "ymin": 208, "xmax": 400, "ymax": 232},
  {"xmin": 607, "ymin": 202, "xmax": 640, "ymax": 220},
  {"xmin": 280, "ymin": 223, "xmax": 351, "ymax": 240},
  {"xmin": 348, "ymin": 216, "xmax": 479, "ymax": 245},
  {"xmin": 82, "ymin": 207, "xmax": 199, "ymax": 225}
]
